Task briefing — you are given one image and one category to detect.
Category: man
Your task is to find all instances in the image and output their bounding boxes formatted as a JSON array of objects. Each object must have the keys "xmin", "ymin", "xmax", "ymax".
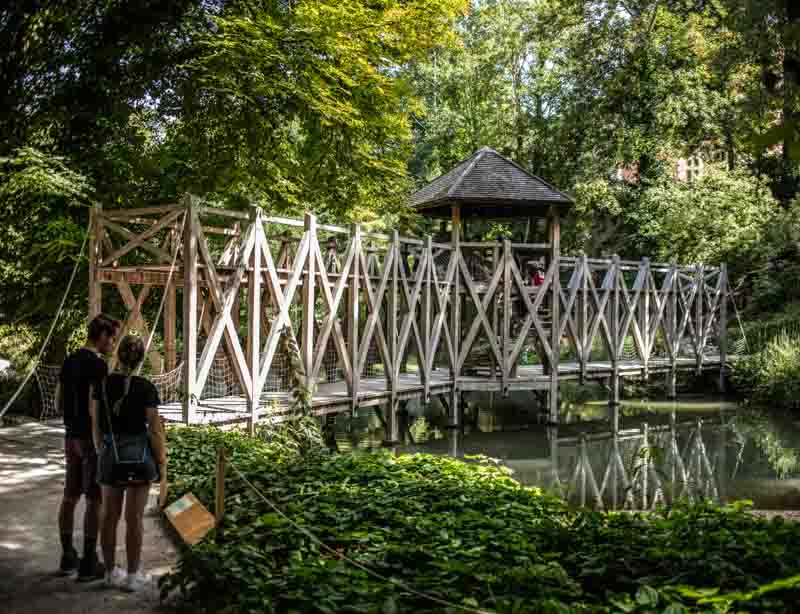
[{"xmin": 57, "ymin": 314, "xmax": 118, "ymax": 580}]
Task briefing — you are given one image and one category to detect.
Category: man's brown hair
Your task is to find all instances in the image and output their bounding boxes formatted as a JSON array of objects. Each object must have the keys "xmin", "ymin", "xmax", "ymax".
[{"xmin": 87, "ymin": 314, "xmax": 117, "ymax": 342}]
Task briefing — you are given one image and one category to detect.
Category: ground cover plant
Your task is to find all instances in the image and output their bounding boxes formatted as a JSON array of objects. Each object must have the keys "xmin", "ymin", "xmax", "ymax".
[{"xmin": 162, "ymin": 427, "xmax": 800, "ymax": 613}]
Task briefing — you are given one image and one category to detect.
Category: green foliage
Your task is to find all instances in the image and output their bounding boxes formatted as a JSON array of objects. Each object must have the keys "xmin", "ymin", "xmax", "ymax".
[
  {"xmin": 175, "ymin": 0, "xmax": 467, "ymax": 219},
  {"xmin": 162, "ymin": 427, "xmax": 800, "ymax": 613},
  {"xmin": 629, "ymin": 168, "xmax": 776, "ymax": 266},
  {"xmin": 732, "ymin": 332, "xmax": 800, "ymax": 409},
  {"xmin": 0, "ymin": 147, "xmax": 93, "ymax": 327}
]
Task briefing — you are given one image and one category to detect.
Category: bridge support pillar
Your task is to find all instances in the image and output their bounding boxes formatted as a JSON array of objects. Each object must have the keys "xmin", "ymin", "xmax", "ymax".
[
  {"xmin": 608, "ymin": 371, "xmax": 621, "ymax": 407},
  {"xmin": 666, "ymin": 368, "xmax": 677, "ymax": 400},
  {"xmin": 445, "ymin": 387, "xmax": 460, "ymax": 429},
  {"xmin": 382, "ymin": 397, "xmax": 401, "ymax": 447}
]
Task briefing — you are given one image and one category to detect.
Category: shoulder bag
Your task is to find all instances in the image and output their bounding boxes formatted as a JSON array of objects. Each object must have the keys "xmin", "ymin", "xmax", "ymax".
[{"xmin": 101, "ymin": 377, "xmax": 159, "ymax": 486}]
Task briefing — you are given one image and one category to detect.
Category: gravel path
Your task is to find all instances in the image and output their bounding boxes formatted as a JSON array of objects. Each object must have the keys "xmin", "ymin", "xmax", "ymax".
[{"xmin": 0, "ymin": 420, "xmax": 177, "ymax": 614}]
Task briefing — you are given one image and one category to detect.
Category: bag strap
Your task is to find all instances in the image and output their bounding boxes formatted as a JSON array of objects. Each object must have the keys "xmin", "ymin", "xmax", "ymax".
[{"xmin": 102, "ymin": 376, "xmax": 133, "ymax": 463}]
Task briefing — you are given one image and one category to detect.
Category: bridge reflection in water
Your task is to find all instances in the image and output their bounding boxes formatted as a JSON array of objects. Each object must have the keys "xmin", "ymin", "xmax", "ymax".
[{"xmin": 333, "ymin": 401, "xmax": 800, "ymax": 511}]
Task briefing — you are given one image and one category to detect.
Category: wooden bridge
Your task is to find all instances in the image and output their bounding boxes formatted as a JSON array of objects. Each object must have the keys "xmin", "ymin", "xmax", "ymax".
[{"xmin": 89, "ymin": 195, "xmax": 730, "ymax": 441}]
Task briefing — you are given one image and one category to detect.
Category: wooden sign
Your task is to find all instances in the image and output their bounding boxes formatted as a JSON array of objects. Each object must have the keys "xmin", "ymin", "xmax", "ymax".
[{"xmin": 164, "ymin": 493, "xmax": 216, "ymax": 545}]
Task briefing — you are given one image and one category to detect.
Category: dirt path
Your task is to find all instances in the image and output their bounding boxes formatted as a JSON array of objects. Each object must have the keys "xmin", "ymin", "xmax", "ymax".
[{"xmin": 0, "ymin": 420, "xmax": 177, "ymax": 614}]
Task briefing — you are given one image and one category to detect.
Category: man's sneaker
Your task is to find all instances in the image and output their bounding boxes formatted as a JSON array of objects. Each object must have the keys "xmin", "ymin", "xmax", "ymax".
[
  {"xmin": 59, "ymin": 547, "xmax": 79, "ymax": 576},
  {"xmin": 77, "ymin": 554, "xmax": 106, "ymax": 582},
  {"xmin": 125, "ymin": 570, "xmax": 152, "ymax": 593},
  {"xmin": 104, "ymin": 567, "xmax": 127, "ymax": 589}
]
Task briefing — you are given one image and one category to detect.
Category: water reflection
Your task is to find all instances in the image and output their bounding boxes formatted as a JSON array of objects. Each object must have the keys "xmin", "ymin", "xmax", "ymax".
[{"xmin": 331, "ymin": 398, "xmax": 800, "ymax": 510}]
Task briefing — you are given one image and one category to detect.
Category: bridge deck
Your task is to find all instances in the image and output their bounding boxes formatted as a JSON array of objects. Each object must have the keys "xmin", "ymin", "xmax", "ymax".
[{"xmin": 159, "ymin": 355, "xmax": 725, "ymax": 427}]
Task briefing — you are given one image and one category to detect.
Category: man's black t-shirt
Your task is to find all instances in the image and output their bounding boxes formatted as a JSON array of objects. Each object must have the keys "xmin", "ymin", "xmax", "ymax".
[
  {"xmin": 94, "ymin": 374, "xmax": 161, "ymax": 436},
  {"xmin": 60, "ymin": 348, "xmax": 108, "ymax": 439}
]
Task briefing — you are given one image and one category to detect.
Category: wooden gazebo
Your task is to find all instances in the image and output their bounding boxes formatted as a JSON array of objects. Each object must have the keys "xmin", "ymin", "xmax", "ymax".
[{"xmin": 410, "ymin": 146, "xmax": 572, "ymax": 250}]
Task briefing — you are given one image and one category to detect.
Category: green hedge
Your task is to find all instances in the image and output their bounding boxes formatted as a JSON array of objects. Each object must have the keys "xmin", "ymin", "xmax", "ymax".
[
  {"xmin": 161, "ymin": 427, "xmax": 800, "ymax": 613},
  {"xmin": 732, "ymin": 333, "xmax": 800, "ymax": 409}
]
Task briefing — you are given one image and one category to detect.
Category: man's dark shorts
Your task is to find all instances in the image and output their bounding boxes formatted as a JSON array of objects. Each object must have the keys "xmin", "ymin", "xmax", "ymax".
[{"xmin": 64, "ymin": 438, "xmax": 101, "ymax": 501}]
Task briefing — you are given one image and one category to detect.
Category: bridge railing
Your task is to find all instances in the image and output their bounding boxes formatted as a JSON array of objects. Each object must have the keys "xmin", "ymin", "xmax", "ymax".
[{"xmin": 92, "ymin": 200, "xmax": 728, "ymax": 428}]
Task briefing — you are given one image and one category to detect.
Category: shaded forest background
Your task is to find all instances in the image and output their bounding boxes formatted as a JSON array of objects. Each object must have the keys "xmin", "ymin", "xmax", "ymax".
[{"xmin": 2, "ymin": 0, "xmax": 800, "ymax": 377}]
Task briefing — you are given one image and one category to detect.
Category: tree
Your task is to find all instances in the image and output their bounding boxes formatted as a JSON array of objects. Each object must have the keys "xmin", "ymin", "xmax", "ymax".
[{"xmin": 169, "ymin": 0, "xmax": 468, "ymax": 221}]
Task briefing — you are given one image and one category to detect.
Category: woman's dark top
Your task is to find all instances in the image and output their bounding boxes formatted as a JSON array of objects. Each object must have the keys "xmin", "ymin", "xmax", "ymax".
[{"xmin": 94, "ymin": 374, "xmax": 161, "ymax": 436}]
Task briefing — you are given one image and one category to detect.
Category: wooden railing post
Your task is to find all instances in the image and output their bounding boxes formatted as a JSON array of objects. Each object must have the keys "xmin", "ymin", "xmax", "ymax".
[
  {"xmin": 247, "ymin": 208, "xmax": 262, "ymax": 433},
  {"xmin": 385, "ymin": 231, "xmax": 400, "ymax": 445},
  {"xmin": 640, "ymin": 257, "xmax": 650, "ymax": 377},
  {"xmin": 302, "ymin": 212, "xmax": 316, "ymax": 386},
  {"xmin": 423, "ymin": 236, "xmax": 433, "ymax": 402},
  {"xmin": 548, "ymin": 209, "xmax": 561, "ymax": 423},
  {"xmin": 695, "ymin": 264, "xmax": 704, "ymax": 372},
  {"xmin": 491, "ymin": 244, "xmax": 500, "ymax": 381},
  {"xmin": 502, "ymin": 238, "xmax": 512, "ymax": 394},
  {"xmin": 449, "ymin": 206, "xmax": 461, "ymax": 427},
  {"xmin": 579, "ymin": 252, "xmax": 588, "ymax": 383},
  {"xmin": 348, "ymin": 224, "xmax": 361, "ymax": 412},
  {"xmin": 667, "ymin": 259, "xmax": 678, "ymax": 399},
  {"xmin": 182, "ymin": 194, "xmax": 198, "ymax": 424},
  {"xmin": 609, "ymin": 255, "xmax": 620, "ymax": 407}
]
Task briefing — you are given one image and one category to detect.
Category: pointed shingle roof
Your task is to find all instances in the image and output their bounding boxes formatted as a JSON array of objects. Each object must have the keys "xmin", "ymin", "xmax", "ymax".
[{"xmin": 410, "ymin": 147, "xmax": 572, "ymax": 216}]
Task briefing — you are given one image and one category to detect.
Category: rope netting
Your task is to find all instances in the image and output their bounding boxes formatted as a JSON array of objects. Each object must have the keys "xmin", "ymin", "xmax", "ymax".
[{"xmin": 35, "ymin": 364, "xmax": 61, "ymax": 421}]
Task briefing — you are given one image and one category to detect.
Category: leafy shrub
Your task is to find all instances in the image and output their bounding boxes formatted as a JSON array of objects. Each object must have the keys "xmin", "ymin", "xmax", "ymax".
[
  {"xmin": 732, "ymin": 333, "xmax": 800, "ymax": 409},
  {"xmin": 161, "ymin": 427, "xmax": 800, "ymax": 613}
]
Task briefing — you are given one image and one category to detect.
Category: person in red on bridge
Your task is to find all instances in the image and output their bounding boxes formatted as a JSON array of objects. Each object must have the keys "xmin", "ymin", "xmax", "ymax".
[{"xmin": 532, "ymin": 261, "xmax": 545, "ymax": 287}]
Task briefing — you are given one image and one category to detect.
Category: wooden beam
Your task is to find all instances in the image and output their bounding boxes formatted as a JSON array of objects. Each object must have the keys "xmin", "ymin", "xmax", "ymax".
[
  {"xmin": 548, "ymin": 209, "xmax": 560, "ymax": 423},
  {"xmin": 502, "ymin": 239, "xmax": 512, "ymax": 391},
  {"xmin": 302, "ymin": 213, "xmax": 317, "ymax": 383},
  {"xmin": 389, "ymin": 231, "xmax": 399, "ymax": 393},
  {"xmin": 348, "ymin": 225, "xmax": 361, "ymax": 410},
  {"xmin": 102, "ymin": 204, "xmax": 183, "ymax": 220},
  {"xmin": 422, "ymin": 236, "xmax": 433, "ymax": 401},
  {"xmin": 101, "ymin": 209, "xmax": 182, "ymax": 267},
  {"xmin": 450, "ymin": 205, "xmax": 461, "ymax": 381},
  {"xmin": 248, "ymin": 209, "xmax": 262, "ymax": 432},
  {"xmin": 88, "ymin": 204, "xmax": 102, "ymax": 319},
  {"xmin": 182, "ymin": 196, "xmax": 199, "ymax": 424},
  {"xmin": 165, "ymin": 275, "xmax": 177, "ymax": 371}
]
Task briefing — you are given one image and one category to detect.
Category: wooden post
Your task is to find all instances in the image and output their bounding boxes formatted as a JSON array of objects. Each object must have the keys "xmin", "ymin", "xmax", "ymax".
[
  {"xmin": 579, "ymin": 252, "xmax": 588, "ymax": 383},
  {"xmin": 182, "ymin": 195, "xmax": 198, "ymax": 424},
  {"xmin": 640, "ymin": 257, "xmax": 650, "ymax": 378},
  {"xmin": 247, "ymin": 208, "xmax": 262, "ymax": 433},
  {"xmin": 423, "ymin": 236, "xmax": 433, "ymax": 402},
  {"xmin": 695, "ymin": 264, "xmax": 704, "ymax": 372},
  {"xmin": 302, "ymin": 212, "xmax": 316, "ymax": 383},
  {"xmin": 502, "ymin": 238, "xmax": 512, "ymax": 395},
  {"xmin": 384, "ymin": 231, "xmax": 400, "ymax": 445},
  {"xmin": 451, "ymin": 205, "xmax": 461, "ymax": 384},
  {"xmin": 667, "ymin": 259, "xmax": 678, "ymax": 399},
  {"xmin": 609, "ymin": 255, "xmax": 620, "ymax": 408},
  {"xmin": 165, "ymin": 275, "xmax": 177, "ymax": 371},
  {"xmin": 491, "ymin": 244, "xmax": 500, "ymax": 381},
  {"xmin": 215, "ymin": 447, "xmax": 226, "ymax": 524},
  {"xmin": 548, "ymin": 209, "xmax": 560, "ymax": 423},
  {"xmin": 389, "ymin": 232, "xmax": 399, "ymax": 386},
  {"xmin": 88, "ymin": 204, "xmax": 103, "ymax": 319},
  {"xmin": 718, "ymin": 263, "xmax": 728, "ymax": 393},
  {"xmin": 348, "ymin": 224, "xmax": 361, "ymax": 411}
]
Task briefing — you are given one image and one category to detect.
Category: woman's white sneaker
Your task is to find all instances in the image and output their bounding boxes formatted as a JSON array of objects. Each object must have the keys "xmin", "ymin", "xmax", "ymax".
[
  {"xmin": 125, "ymin": 570, "xmax": 152, "ymax": 592},
  {"xmin": 104, "ymin": 567, "xmax": 127, "ymax": 589}
]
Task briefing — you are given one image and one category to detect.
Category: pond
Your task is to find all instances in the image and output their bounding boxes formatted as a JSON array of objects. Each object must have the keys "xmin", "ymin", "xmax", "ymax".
[{"xmin": 330, "ymin": 394, "xmax": 800, "ymax": 510}]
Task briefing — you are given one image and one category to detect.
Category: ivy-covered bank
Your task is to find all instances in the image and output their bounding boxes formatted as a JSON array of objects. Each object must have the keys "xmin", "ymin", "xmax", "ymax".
[{"xmin": 162, "ymin": 427, "xmax": 800, "ymax": 613}]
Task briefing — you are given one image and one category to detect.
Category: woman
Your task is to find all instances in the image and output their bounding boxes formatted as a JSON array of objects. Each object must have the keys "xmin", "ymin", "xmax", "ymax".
[{"xmin": 91, "ymin": 335, "xmax": 166, "ymax": 592}]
